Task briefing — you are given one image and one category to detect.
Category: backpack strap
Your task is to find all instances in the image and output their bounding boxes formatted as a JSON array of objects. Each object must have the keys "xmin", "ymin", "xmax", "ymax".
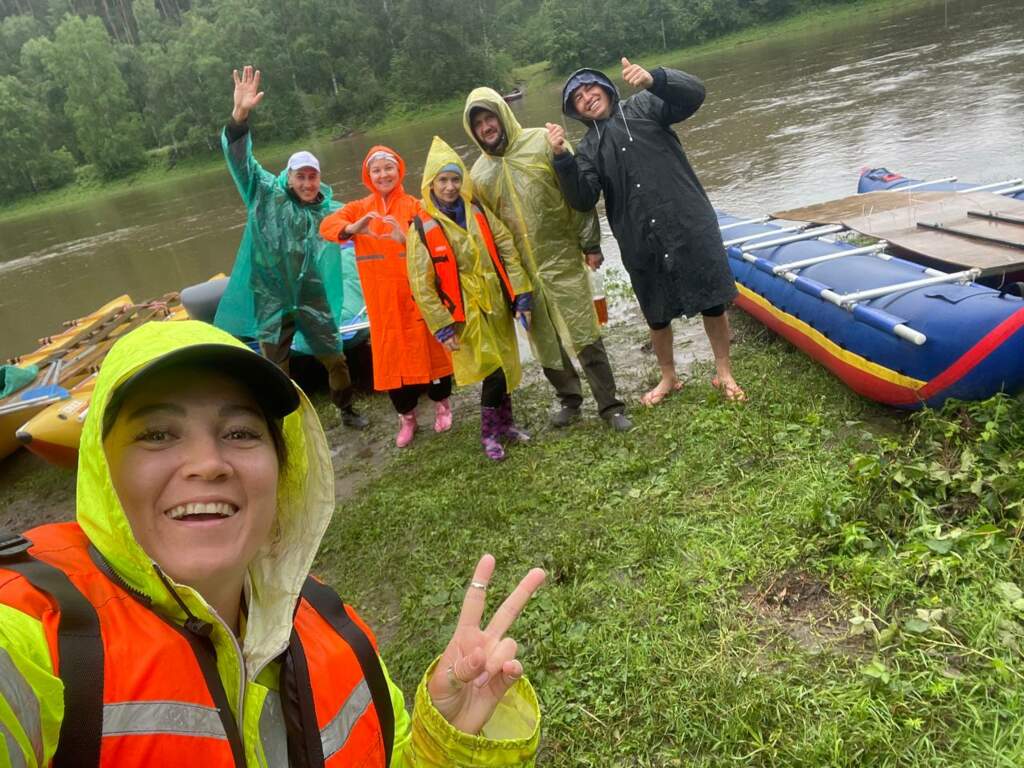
[
  {"xmin": 299, "ymin": 575, "xmax": 395, "ymax": 767},
  {"xmin": 0, "ymin": 533, "xmax": 103, "ymax": 768}
]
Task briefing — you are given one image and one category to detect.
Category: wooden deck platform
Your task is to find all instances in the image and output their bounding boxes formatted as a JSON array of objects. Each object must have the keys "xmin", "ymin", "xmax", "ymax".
[{"xmin": 772, "ymin": 191, "xmax": 1024, "ymax": 276}]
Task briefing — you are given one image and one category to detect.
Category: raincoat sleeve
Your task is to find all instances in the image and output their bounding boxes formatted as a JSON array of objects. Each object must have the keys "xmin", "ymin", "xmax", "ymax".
[
  {"xmin": 485, "ymin": 208, "xmax": 532, "ymax": 297},
  {"xmin": 634, "ymin": 67, "xmax": 706, "ymax": 126},
  {"xmin": 220, "ymin": 123, "xmax": 278, "ymax": 208},
  {"xmin": 552, "ymin": 149, "xmax": 603, "ymax": 213},
  {"xmin": 561, "ymin": 139, "xmax": 602, "ymax": 253},
  {"xmin": 389, "ymin": 657, "xmax": 540, "ymax": 767},
  {"xmin": 320, "ymin": 199, "xmax": 365, "ymax": 243},
  {"xmin": 0, "ymin": 604, "xmax": 64, "ymax": 768},
  {"xmin": 407, "ymin": 222, "xmax": 457, "ymax": 334}
]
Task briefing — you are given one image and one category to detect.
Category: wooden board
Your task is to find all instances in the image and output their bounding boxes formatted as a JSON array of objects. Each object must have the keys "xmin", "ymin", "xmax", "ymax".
[{"xmin": 772, "ymin": 191, "xmax": 1024, "ymax": 276}]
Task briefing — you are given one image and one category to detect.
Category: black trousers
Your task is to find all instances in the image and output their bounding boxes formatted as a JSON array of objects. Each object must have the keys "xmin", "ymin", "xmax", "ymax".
[
  {"xmin": 387, "ymin": 376, "xmax": 453, "ymax": 415},
  {"xmin": 260, "ymin": 314, "xmax": 354, "ymax": 409},
  {"xmin": 541, "ymin": 338, "xmax": 624, "ymax": 417},
  {"xmin": 481, "ymin": 368, "xmax": 507, "ymax": 409}
]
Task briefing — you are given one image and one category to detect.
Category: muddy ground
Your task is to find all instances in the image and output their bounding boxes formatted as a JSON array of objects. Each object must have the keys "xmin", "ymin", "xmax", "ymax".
[{"xmin": 0, "ymin": 287, "xmax": 726, "ymax": 532}]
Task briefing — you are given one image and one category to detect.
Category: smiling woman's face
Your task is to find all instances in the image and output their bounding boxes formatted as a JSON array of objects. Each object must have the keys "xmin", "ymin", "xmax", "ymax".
[{"xmin": 103, "ymin": 369, "xmax": 280, "ymax": 588}]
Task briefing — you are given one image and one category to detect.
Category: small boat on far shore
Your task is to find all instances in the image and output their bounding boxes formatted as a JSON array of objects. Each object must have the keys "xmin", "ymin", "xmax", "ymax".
[{"xmin": 502, "ymin": 86, "xmax": 524, "ymax": 103}]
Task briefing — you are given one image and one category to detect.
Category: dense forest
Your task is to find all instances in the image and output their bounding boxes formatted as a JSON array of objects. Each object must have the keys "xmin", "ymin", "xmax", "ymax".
[{"xmin": 1, "ymin": 0, "xmax": 858, "ymax": 202}]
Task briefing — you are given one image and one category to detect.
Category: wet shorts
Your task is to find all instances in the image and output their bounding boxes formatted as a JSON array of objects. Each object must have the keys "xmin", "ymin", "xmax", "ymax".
[{"xmin": 648, "ymin": 304, "xmax": 725, "ymax": 330}]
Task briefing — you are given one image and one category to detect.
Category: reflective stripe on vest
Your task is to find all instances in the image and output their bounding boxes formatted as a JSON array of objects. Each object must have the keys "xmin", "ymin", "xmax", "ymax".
[
  {"xmin": 102, "ymin": 701, "xmax": 226, "ymax": 738},
  {"xmin": 416, "ymin": 205, "xmax": 516, "ymax": 323},
  {"xmin": 1, "ymin": 718, "xmax": 29, "ymax": 768},
  {"xmin": 0, "ymin": 523, "xmax": 386, "ymax": 767},
  {"xmin": 0, "ymin": 647, "xmax": 42, "ymax": 763},
  {"xmin": 321, "ymin": 679, "xmax": 372, "ymax": 758}
]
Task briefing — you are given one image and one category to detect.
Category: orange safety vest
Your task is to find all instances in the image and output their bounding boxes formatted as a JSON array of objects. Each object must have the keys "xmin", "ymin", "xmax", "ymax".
[
  {"xmin": 0, "ymin": 523, "xmax": 392, "ymax": 767},
  {"xmin": 415, "ymin": 203, "xmax": 516, "ymax": 323}
]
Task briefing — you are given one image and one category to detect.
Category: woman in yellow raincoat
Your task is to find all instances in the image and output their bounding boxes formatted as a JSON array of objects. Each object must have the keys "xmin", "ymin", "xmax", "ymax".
[
  {"xmin": 0, "ymin": 320, "xmax": 544, "ymax": 766},
  {"xmin": 407, "ymin": 137, "xmax": 533, "ymax": 461}
]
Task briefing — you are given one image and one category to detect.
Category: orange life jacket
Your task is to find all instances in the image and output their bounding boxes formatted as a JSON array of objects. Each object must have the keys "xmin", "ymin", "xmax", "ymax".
[
  {"xmin": 0, "ymin": 523, "xmax": 393, "ymax": 767},
  {"xmin": 415, "ymin": 203, "xmax": 516, "ymax": 323}
]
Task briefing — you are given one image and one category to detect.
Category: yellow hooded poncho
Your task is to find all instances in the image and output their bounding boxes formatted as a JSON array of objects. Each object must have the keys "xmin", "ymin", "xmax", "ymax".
[
  {"xmin": 0, "ymin": 320, "xmax": 540, "ymax": 766},
  {"xmin": 407, "ymin": 137, "xmax": 532, "ymax": 391},
  {"xmin": 464, "ymin": 88, "xmax": 603, "ymax": 369}
]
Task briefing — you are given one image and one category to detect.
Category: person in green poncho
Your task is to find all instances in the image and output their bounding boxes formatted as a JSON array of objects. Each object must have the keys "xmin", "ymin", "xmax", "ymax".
[{"xmin": 214, "ymin": 66, "xmax": 368, "ymax": 429}]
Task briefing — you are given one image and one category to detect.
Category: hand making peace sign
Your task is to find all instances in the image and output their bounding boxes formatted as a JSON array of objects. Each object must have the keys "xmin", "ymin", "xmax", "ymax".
[{"xmin": 427, "ymin": 554, "xmax": 546, "ymax": 734}]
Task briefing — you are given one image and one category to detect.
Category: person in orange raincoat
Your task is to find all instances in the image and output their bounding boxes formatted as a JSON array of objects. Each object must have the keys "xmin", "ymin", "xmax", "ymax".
[{"xmin": 320, "ymin": 147, "xmax": 455, "ymax": 448}]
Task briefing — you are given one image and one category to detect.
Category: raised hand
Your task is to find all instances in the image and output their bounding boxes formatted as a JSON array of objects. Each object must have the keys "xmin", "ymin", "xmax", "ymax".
[
  {"xmin": 621, "ymin": 57, "xmax": 653, "ymax": 89},
  {"xmin": 232, "ymin": 66, "xmax": 264, "ymax": 122},
  {"xmin": 427, "ymin": 555, "xmax": 546, "ymax": 734},
  {"xmin": 545, "ymin": 122, "xmax": 567, "ymax": 156}
]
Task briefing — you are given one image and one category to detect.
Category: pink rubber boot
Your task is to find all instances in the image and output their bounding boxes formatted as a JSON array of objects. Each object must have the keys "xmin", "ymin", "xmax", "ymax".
[
  {"xmin": 433, "ymin": 398, "xmax": 453, "ymax": 433},
  {"xmin": 396, "ymin": 411, "xmax": 417, "ymax": 448}
]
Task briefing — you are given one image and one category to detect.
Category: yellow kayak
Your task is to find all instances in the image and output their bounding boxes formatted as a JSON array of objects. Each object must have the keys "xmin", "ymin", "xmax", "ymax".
[{"xmin": 15, "ymin": 275, "xmax": 226, "ymax": 467}]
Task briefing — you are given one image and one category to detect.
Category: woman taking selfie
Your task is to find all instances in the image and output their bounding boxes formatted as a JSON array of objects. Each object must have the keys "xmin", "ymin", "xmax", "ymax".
[{"xmin": 0, "ymin": 320, "xmax": 544, "ymax": 766}]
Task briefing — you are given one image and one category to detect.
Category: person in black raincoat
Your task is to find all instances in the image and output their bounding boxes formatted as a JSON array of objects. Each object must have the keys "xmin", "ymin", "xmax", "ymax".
[{"xmin": 547, "ymin": 57, "xmax": 746, "ymax": 404}]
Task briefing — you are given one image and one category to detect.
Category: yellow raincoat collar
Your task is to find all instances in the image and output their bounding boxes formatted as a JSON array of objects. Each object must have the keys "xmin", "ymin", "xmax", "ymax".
[
  {"xmin": 463, "ymin": 88, "xmax": 522, "ymax": 156},
  {"xmin": 420, "ymin": 136, "xmax": 475, "ymax": 220},
  {"xmin": 77, "ymin": 320, "xmax": 335, "ymax": 676}
]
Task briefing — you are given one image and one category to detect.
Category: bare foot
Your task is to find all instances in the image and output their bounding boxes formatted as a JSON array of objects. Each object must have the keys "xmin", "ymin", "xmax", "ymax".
[
  {"xmin": 711, "ymin": 376, "xmax": 747, "ymax": 402},
  {"xmin": 640, "ymin": 378, "xmax": 683, "ymax": 407}
]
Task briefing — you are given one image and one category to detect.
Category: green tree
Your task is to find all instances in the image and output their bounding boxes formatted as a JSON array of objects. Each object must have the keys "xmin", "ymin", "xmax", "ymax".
[
  {"xmin": 38, "ymin": 14, "xmax": 147, "ymax": 177},
  {"xmin": 0, "ymin": 75, "xmax": 75, "ymax": 199}
]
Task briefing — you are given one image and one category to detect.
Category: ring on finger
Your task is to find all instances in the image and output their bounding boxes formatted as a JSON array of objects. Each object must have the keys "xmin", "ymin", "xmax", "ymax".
[{"xmin": 446, "ymin": 664, "xmax": 463, "ymax": 691}]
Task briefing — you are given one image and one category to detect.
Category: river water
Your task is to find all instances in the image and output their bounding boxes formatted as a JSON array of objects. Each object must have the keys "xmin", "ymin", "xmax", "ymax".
[{"xmin": 1, "ymin": 0, "xmax": 1022, "ymax": 360}]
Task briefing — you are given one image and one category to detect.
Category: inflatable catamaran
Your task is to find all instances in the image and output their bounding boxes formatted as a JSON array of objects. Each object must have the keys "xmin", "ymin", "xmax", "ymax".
[{"xmin": 720, "ymin": 171, "xmax": 1024, "ymax": 409}]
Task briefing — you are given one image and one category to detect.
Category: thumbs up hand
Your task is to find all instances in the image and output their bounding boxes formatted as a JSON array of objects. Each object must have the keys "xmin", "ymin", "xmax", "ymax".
[{"xmin": 621, "ymin": 57, "xmax": 654, "ymax": 89}]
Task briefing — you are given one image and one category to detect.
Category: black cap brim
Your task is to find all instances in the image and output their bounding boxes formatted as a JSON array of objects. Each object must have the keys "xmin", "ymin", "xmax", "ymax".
[{"xmin": 109, "ymin": 343, "xmax": 300, "ymax": 421}]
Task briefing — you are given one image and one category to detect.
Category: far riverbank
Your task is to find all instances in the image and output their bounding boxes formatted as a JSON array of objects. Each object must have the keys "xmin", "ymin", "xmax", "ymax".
[{"xmin": 0, "ymin": 0, "xmax": 934, "ymax": 223}]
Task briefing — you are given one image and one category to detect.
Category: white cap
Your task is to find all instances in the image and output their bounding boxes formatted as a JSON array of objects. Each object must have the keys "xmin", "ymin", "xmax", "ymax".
[{"xmin": 286, "ymin": 151, "xmax": 320, "ymax": 173}]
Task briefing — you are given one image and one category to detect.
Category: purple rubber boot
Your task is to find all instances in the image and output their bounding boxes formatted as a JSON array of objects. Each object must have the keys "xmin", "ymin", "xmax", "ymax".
[
  {"xmin": 497, "ymin": 395, "xmax": 530, "ymax": 443},
  {"xmin": 480, "ymin": 406, "xmax": 505, "ymax": 461}
]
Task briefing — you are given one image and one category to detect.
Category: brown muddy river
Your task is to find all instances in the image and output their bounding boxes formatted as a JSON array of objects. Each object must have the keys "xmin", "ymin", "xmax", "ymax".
[{"xmin": 1, "ymin": 0, "xmax": 1022, "ymax": 360}]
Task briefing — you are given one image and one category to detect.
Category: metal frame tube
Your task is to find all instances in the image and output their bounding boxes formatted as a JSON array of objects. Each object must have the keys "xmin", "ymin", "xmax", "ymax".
[
  {"xmin": 718, "ymin": 216, "xmax": 770, "ymax": 232},
  {"xmin": 958, "ymin": 179, "xmax": 1022, "ymax": 193},
  {"xmin": 884, "ymin": 176, "xmax": 957, "ymax": 192},
  {"xmin": 994, "ymin": 183, "xmax": 1024, "ymax": 196},
  {"xmin": 723, "ymin": 224, "xmax": 807, "ymax": 248},
  {"xmin": 739, "ymin": 225, "xmax": 845, "ymax": 252},
  {"xmin": 771, "ymin": 243, "xmax": 887, "ymax": 273},
  {"xmin": 838, "ymin": 269, "xmax": 979, "ymax": 305}
]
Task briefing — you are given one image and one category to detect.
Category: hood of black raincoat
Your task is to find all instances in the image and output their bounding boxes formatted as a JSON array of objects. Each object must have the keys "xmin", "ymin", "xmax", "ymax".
[{"xmin": 561, "ymin": 68, "xmax": 620, "ymax": 122}]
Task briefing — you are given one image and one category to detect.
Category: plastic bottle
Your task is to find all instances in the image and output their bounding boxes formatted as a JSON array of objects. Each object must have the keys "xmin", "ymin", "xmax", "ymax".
[{"xmin": 589, "ymin": 269, "xmax": 608, "ymax": 325}]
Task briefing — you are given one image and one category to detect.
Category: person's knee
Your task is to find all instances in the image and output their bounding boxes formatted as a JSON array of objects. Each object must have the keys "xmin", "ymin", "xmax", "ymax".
[
  {"xmin": 648, "ymin": 320, "xmax": 671, "ymax": 331},
  {"xmin": 700, "ymin": 304, "xmax": 726, "ymax": 318}
]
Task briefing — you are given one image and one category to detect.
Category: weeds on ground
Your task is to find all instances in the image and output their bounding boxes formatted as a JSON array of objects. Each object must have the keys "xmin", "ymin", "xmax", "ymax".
[{"xmin": 317, "ymin": 327, "xmax": 1024, "ymax": 767}]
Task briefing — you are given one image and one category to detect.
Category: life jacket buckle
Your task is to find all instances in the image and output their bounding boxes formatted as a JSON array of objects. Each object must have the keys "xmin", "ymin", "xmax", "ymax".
[{"xmin": 0, "ymin": 532, "xmax": 32, "ymax": 558}]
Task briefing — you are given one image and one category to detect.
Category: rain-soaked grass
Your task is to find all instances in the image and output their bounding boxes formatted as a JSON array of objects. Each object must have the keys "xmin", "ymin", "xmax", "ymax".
[{"xmin": 316, "ymin": 315, "xmax": 1024, "ymax": 766}]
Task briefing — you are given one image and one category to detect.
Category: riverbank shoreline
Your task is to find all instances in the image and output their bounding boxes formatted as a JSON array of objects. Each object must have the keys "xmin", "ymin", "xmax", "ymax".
[{"xmin": 0, "ymin": 0, "xmax": 935, "ymax": 224}]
